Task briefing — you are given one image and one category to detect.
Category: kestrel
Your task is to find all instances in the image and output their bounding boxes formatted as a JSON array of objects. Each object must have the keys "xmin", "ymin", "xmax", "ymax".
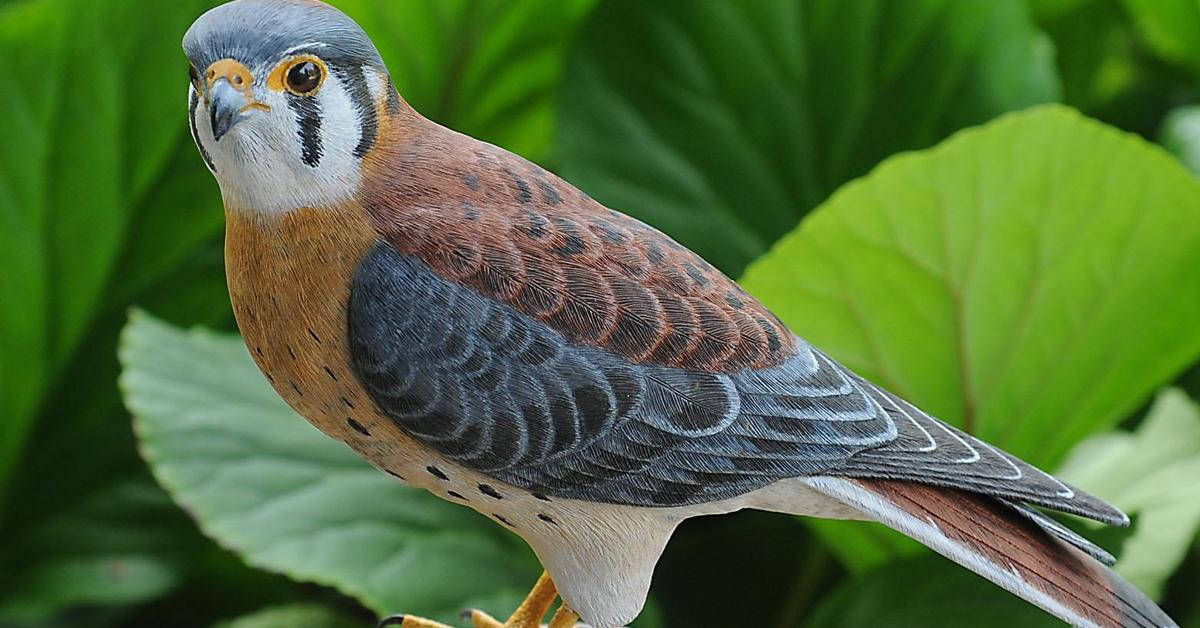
[{"xmin": 182, "ymin": 1, "xmax": 1177, "ymax": 627}]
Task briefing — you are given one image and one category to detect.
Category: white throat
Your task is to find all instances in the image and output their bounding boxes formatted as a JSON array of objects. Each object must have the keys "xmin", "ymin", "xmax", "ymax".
[{"xmin": 188, "ymin": 67, "xmax": 382, "ymax": 215}]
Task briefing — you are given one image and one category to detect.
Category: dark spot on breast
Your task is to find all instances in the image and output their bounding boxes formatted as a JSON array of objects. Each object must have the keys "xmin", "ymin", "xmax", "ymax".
[
  {"xmin": 479, "ymin": 484, "xmax": 503, "ymax": 500},
  {"xmin": 462, "ymin": 201, "xmax": 480, "ymax": 221},
  {"xmin": 538, "ymin": 179, "xmax": 563, "ymax": 205},
  {"xmin": 289, "ymin": 381, "xmax": 303, "ymax": 396},
  {"xmin": 725, "ymin": 291, "xmax": 745, "ymax": 309},
  {"xmin": 308, "ymin": 328, "xmax": 321, "ymax": 343},
  {"xmin": 461, "ymin": 173, "xmax": 482, "ymax": 191},
  {"xmin": 287, "ymin": 345, "xmax": 297, "ymax": 360},
  {"xmin": 427, "ymin": 465, "xmax": 449, "ymax": 481},
  {"xmin": 342, "ymin": 396, "xmax": 356, "ymax": 410},
  {"xmin": 255, "ymin": 346, "xmax": 264, "ymax": 357},
  {"xmin": 448, "ymin": 491, "xmax": 467, "ymax": 501},
  {"xmin": 533, "ymin": 493, "xmax": 552, "ymax": 502},
  {"xmin": 494, "ymin": 514, "xmax": 515, "ymax": 527},
  {"xmin": 347, "ymin": 418, "xmax": 370, "ymax": 436},
  {"xmin": 324, "ymin": 366, "xmax": 339, "ymax": 381},
  {"xmin": 537, "ymin": 513, "xmax": 558, "ymax": 525},
  {"xmin": 386, "ymin": 470, "xmax": 407, "ymax": 481}
]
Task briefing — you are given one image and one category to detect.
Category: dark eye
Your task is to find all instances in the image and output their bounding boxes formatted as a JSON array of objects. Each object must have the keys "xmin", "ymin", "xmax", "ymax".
[
  {"xmin": 286, "ymin": 61, "xmax": 322, "ymax": 94},
  {"xmin": 188, "ymin": 64, "xmax": 200, "ymax": 88}
]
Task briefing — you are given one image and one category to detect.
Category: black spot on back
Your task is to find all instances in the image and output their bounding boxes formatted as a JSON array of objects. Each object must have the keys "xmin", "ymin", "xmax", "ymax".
[
  {"xmin": 506, "ymin": 168, "xmax": 533, "ymax": 203},
  {"xmin": 538, "ymin": 179, "xmax": 563, "ymax": 205},
  {"xmin": 479, "ymin": 484, "xmax": 503, "ymax": 500}
]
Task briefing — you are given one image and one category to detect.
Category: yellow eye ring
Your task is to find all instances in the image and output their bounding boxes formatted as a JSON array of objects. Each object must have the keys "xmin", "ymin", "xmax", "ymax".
[{"xmin": 270, "ymin": 55, "xmax": 328, "ymax": 96}]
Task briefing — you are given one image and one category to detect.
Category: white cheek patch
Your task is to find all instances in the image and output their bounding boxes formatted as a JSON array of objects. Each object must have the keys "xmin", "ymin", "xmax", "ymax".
[{"xmin": 193, "ymin": 75, "xmax": 364, "ymax": 215}]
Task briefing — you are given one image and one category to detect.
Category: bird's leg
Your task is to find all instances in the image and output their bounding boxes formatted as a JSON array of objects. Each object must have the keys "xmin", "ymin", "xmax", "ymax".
[
  {"xmin": 374, "ymin": 572, "xmax": 563, "ymax": 628},
  {"xmin": 547, "ymin": 604, "xmax": 580, "ymax": 628},
  {"xmin": 468, "ymin": 571, "xmax": 560, "ymax": 628}
]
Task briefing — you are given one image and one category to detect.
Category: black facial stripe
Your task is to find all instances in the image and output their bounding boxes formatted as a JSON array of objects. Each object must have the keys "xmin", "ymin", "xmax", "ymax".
[
  {"xmin": 287, "ymin": 94, "xmax": 323, "ymax": 168},
  {"xmin": 386, "ymin": 76, "xmax": 403, "ymax": 115},
  {"xmin": 334, "ymin": 64, "xmax": 377, "ymax": 158},
  {"xmin": 189, "ymin": 88, "xmax": 217, "ymax": 172}
]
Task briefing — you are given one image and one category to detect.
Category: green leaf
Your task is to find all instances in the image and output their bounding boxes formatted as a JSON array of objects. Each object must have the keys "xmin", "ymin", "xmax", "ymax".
[
  {"xmin": 335, "ymin": 0, "xmax": 596, "ymax": 162},
  {"xmin": 742, "ymin": 105, "xmax": 1200, "ymax": 569},
  {"xmin": 1119, "ymin": 0, "xmax": 1200, "ymax": 74},
  {"xmin": 0, "ymin": 0, "xmax": 225, "ymax": 515},
  {"xmin": 119, "ymin": 312, "xmax": 540, "ymax": 623},
  {"xmin": 805, "ymin": 554, "xmax": 1060, "ymax": 628},
  {"xmin": 558, "ymin": 0, "xmax": 1059, "ymax": 274},
  {"xmin": 1161, "ymin": 105, "xmax": 1200, "ymax": 176},
  {"xmin": 1057, "ymin": 389, "xmax": 1200, "ymax": 598},
  {"xmin": 215, "ymin": 604, "xmax": 361, "ymax": 628},
  {"xmin": 0, "ymin": 478, "xmax": 192, "ymax": 623}
]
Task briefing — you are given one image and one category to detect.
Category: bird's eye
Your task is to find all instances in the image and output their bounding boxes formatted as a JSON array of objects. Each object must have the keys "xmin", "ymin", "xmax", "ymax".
[
  {"xmin": 188, "ymin": 64, "xmax": 200, "ymax": 89},
  {"xmin": 286, "ymin": 60, "xmax": 323, "ymax": 95}
]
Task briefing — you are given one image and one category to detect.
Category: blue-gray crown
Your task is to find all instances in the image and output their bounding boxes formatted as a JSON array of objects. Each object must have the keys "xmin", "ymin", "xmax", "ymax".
[{"xmin": 183, "ymin": 0, "xmax": 385, "ymax": 71}]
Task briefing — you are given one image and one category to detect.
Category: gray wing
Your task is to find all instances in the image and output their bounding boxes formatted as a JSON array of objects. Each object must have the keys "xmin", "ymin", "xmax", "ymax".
[{"xmin": 349, "ymin": 243, "xmax": 1124, "ymax": 526}]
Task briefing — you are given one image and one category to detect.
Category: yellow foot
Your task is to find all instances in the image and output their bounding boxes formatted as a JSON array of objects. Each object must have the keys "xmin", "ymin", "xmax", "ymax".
[
  {"xmin": 548, "ymin": 604, "xmax": 580, "ymax": 628},
  {"xmin": 379, "ymin": 571, "xmax": 568, "ymax": 628},
  {"xmin": 468, "ymin": 571, "xmax": 559, "ymax": 628}
]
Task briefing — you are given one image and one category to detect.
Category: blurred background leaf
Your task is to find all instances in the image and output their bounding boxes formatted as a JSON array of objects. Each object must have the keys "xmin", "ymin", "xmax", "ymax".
[
  {"xmin": 804, "ymin": 554, "xmax": 1060, "ymax": 628},
  {"xmin": 1057, "ymin": 388, "xmax": 1200, "ymax": 598},
  {"xmin": 1161, "ymin": 105, "xmax": 1200, "ymax": 175},
  {"xmin": 741, "ymin": 105, "xmax": 1200, "ymax": 570},
  {"xmin": 214, "ymin": 605, "xmax": 361, "ymax": 628},
  {"xmin": 558, "ymin": 0, "xmax": 1059, "ymax": 274},
  {"xmin": 335, "ymin": 0, "xmax": 596, "ymax": 163}
]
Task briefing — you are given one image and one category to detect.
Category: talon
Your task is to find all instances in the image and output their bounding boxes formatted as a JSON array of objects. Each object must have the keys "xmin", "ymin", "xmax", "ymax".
[
  {"xmin": 468, "ymin": 609, "xmax": 504, "ymax": 628},
  {"xmin": 375, "ymin": 615, "xmax": 459, "ymax": 628}
]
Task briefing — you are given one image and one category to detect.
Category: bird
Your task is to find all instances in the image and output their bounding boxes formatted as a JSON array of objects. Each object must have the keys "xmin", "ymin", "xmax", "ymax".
[{"xmin": 182, "ymin": 1, "xmax": 1177, "ymax": 627}]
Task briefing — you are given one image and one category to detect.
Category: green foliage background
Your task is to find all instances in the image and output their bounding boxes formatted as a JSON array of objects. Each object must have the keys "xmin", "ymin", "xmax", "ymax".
[{"xmin": 2, "ymin": 0, "xmax": 1200, "ymax": 626}]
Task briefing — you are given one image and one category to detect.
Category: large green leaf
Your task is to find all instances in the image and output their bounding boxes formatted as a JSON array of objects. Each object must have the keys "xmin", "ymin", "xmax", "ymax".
[
  {"xmin": 1057, "ymin": 389, "xmax": 1200, "ymax": 598},
  {"xmin": 742, "ymin": 105, "xmax": 1200, "ymax": 568},
  {"xmin": 120, "ymin": 312, "xmax": 541, "ymax": 623},
  {"xmin": 558, "ymin": 0, "xmax": 1059, "ymax": 274},
  {"xmin": 0, "ymin": 0, "xmax": 224, "ymax": 516},
  {"xmin": 335, "ymin": 0, "xmax": 596, "ymax": 162}
]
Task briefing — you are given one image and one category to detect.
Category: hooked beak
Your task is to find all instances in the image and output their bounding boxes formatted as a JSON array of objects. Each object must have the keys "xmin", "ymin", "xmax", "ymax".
[{"xmin": 208, "ymin": 78, "xmax": 249, "ymax": 141}]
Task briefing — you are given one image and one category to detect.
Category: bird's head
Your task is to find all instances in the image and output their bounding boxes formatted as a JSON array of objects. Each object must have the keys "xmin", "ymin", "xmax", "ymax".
[{"xmin": 184, "ymin": 0, "xmax": 399, "ymax": 214}]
